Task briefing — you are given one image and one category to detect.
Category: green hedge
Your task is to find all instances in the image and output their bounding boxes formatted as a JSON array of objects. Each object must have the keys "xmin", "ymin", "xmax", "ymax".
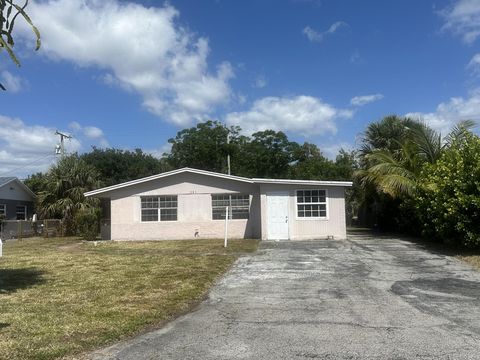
[{"xmin": 415, "ymin": 132, "xmax": 480, "ymax": 248}]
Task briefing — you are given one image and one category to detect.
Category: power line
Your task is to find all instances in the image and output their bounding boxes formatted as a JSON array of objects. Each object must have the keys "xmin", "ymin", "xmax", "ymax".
[{"xmin": 0, "ymin": 153, "xmax": 56, "ymax": 177}]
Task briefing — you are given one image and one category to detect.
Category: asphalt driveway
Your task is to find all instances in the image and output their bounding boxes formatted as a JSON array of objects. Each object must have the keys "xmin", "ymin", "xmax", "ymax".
[{"xmin": 89, "ymin": 234, "xmax": 480, "ymax": 359}]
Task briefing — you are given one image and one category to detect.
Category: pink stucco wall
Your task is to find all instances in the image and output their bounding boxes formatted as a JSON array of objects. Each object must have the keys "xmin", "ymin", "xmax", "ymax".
[
  {"xmin": 99, "ymin": 172, "xmax": 348, "ymax": 241},
  {"xmin": 104, "ymin": 172, "xmax": 261, "ymax": 240}
]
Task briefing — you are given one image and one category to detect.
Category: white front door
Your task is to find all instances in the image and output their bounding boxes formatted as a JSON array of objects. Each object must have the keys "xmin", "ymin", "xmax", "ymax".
[{"xmin": 267, "ymin": 192, "xmax": 289, "ymax": 240}]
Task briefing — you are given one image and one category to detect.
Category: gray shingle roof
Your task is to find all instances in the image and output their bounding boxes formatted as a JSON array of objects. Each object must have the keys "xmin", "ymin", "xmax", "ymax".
[{"xmin": 0, "ymin": 177, "xmax": 16, "ymax": 188}]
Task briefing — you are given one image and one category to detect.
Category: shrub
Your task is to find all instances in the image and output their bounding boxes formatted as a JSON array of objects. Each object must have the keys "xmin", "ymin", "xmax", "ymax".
[
  {"xmin": 414, "ymin": 132, "xmax": 480, "ymax": 248},
  {"xmin": 75, "ymin": 208, "xmax": 100, "ymax": 241}
]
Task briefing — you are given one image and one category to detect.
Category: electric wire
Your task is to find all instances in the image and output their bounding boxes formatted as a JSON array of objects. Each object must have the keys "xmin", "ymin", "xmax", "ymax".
[{"xmin": 0, "ymin": 153, "xmax": 56, "ymax": 177}]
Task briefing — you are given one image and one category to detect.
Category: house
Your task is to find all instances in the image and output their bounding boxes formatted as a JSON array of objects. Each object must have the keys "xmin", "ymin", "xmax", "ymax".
[
  {"xmin": 84, "ymin": 168, "xmax": 352, "ymax": 241},
  {"xmin": 0, "ymin": 177, "xmax": 36, "ymax": 220}
]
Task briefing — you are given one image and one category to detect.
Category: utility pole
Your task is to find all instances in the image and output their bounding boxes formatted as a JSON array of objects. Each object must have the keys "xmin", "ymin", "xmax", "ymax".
[
  {"xmin": 55, "ymin": 130, "xmax": 72, "ymax": 156},
  {"xmin": 226, "ymin": 131, "xmax": 231, "ymax": 175}
]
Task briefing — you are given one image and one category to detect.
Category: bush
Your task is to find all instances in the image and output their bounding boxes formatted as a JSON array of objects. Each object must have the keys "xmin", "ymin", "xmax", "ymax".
[
  {"xmin": 75, "ymin": 208, "xmax": 100, "ymax": 241},
  {"xmin": 414, "ymin": 133, "xmax": 480, "ymax": 248}
]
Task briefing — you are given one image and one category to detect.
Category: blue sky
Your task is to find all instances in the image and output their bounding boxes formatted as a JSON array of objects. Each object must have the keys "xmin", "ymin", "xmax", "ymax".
[{"xmin": 1, "ymin": 0, "xmax": 480, "ymax": 177}]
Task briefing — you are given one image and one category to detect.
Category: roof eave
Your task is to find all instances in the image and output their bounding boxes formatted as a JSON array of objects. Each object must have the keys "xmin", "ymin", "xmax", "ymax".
[
  {"xmin": 84, "ymin": 167, "xmax": 254, "ymax": 197},
  {"xmin": 252, "ymin": 179, "xmax": 353, "ymax": 187}
]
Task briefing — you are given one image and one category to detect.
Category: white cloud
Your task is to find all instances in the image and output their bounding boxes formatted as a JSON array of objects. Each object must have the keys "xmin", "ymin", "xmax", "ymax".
[
  {"xmin": 69, "ymin": 121, "xmax": 109, "ymax": 147},
  {"xmin": 440, "ymin": 0, "xmax": 480, "ymax": 44},
  {"xmin": 321, "ymin": 142, "xmax": 355, "ymax": 160},
  {"xmin": 83, "ymin": 126, "xmax": 104, "ymax": 139},
  {"xmin": 303, "ymin": 21, "xmax": 348, "ymax": 43},
  {"xmin": 0, "ymin": 71, "xmax": 26, "ymax": 93},
  {"xmin": 19, "ymin": 0, "xmax": 234, "ymax": 126},
  {"xmin": 146, "ymin": 143, "xmax": 172, "ymax": 158},
  {"xmin": 303, "ymin": 26, "xmax": 323, "ymax": 42},
  {"xmin": 237, "ymin": 93, "xmax": 247, "ymax": 105},
  {"xmin": 69, "ymin": 121, "xmax": 82, "ymax": 131},
  {"xmin": 0, "ymin": 116, "xmax": 111, "ymax": 177},
  {"xmin": 350, "ymin": 51, "xmax": 361, "ymax": 64},
  {"xmin": 328, "ymin": 21, "xmax": 347, "ymax": 34},
  {"xmin": 253, "ymin": 75, "xmax": 267, "ymax": 88},
  {"xmin": 350, "ymin": 93, "xmax": 384, "ymax": 106},
  {"xmin": 225, "ymin": 95, "xmax": 353, "ymax": 135},
  {"xmin": 0, "ymin": 115, "xmax": 81, "ymax": 177},
  {"xmin": 467, "ymin": 53, "xmax": 480, "ymax": 74},
  {"xmin": 405, "ymin": 89, "xmax": 480, "ymax": 134}
]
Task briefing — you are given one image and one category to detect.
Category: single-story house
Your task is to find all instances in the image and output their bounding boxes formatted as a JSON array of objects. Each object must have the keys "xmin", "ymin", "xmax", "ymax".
[
  {"xmin": 84, "ymin": 168, "xmax": 352, "ymax": 241},
  {"xmin": 0, "ymin": 177, "xmax": 36, "ymax": 220}
]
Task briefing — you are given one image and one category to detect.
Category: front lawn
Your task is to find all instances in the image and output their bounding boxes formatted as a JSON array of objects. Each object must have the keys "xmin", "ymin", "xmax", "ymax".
[{"xmin": 0, "ymin": 237, "xmax": 258, "ymax": 360}]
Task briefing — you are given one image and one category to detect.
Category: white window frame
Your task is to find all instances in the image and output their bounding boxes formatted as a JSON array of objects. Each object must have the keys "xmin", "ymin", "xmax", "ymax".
[
  {"xmin": 211, "ymin": 194, "xmax": 250, "ymax": 220},
  {"xmin": 16, "ymin": 205, "xmax": 27, "ymax": 220},
  {"xmin": 295, "ymin": 189, "xmax": 328, "ymax": 220},
  {"xmin": 140, "ymin": 195, "xmax": 178, "ymax": 222},
  {"xmin": 0, "ymin": 204, "xmax": 6, "ymax": 217}
]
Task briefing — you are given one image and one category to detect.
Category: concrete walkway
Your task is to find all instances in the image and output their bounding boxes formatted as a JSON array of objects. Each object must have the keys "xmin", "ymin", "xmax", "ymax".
[{"xmin": 88, "ymin": 234, "xmax": 480, "ymax": 359}]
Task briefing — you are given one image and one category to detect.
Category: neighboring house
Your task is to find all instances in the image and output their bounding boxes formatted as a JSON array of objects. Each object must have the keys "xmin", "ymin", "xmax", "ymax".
[
  {"xmin": 0, "ymin": 177, "xmax": 36, "ymax": 220},
  {"xmin": 85, "ymin": 168, "xmax": 352, "ymax": 241}
]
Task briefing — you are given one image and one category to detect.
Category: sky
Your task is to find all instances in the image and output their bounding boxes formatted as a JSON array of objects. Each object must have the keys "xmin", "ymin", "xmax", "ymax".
[{"xmin": 1, "ymin": 0, "xmax": 480, "ymax": 178}]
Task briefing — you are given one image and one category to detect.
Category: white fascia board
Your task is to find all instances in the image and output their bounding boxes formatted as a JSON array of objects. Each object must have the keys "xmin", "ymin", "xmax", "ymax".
[
  {"xmin": 252, "ymin": 178, "xmax": 353, "ymax": 187},
  {"xmin": 84, "ymin": 167, "xmax": 254, "ymax": 197}
]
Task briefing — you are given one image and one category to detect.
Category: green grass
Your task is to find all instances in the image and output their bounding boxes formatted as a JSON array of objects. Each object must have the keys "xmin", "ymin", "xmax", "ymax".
[{"xmin": 0, "ymin": 237, "xmax": 259, "ymax": 360}]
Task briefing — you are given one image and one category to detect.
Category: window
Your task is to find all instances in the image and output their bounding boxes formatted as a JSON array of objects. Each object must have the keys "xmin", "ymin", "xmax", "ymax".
[
  {"xmin": 16, "ymin": 205, "xmax": 27, "ymax": 220},
  {"xmin": 296, "ymin": 190, "xmax": 327, "ymax": 218},
  {"xmin": 0, "ymin": 204, "xmax": 6, "ymax": 217},
  {"xmin": 212, "ymin": 194, "xmax": 250, "ymax": 220},
  {"xmin": 141, "ymin": 196, "xmax": 177, "ymax": 222}
]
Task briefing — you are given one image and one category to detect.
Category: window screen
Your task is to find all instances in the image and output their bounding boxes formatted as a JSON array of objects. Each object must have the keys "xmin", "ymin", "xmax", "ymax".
[
  {"xmin": 296, "ymin": 190, "xmax": 327, "ymax": 218},
  {"xmin": 212, "ymin": 194, "xmax": 250, "ymax": 220},
  {"xmin": 141, "ymin": 196, "xmax": 177, "ymax": 222}
]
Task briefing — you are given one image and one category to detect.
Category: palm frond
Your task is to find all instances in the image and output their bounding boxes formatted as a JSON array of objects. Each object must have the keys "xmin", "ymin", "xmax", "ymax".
[
  {"xmin": 444, "ymin": 120, "xmax": 477, "ymax": 148},
  {"xmin": 376, "ymin": 174, "xmax": 417, "ymax": 198},
  {"xmin": 355, "ymin": 148, "xmax": 417, "ymax": 198},
  {"xmin": 407, "ymin": 122, "xmax": 442, "ymax": 163}
]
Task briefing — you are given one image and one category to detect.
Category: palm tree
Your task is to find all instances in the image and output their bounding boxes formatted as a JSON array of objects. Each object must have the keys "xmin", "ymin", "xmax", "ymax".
[
  {"xmin": 38, "ymin": 155, "xmax": 100, "ymax": 234},
  {"xmin": 356, "ymin": 118, "xmax": 476, "ymax": 198},
  {"xmin": 359, "ymin": 115, "xmax": 423, "ymax": 160}
]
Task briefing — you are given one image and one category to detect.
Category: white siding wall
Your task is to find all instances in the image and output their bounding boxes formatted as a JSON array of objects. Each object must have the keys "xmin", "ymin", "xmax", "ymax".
[
  {"xmin": 260, "ymin": 184, "xmax": 347, "ymax": 240},
  {"xmin": 107, "ymin": 173, "xmax": 261, "ymax": 241}
]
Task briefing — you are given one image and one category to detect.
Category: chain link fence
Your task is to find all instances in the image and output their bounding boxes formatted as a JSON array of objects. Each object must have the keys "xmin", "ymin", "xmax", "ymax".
[{"xmin": 0, "ymin": 219, "xmax": 64, "ymax": 240}]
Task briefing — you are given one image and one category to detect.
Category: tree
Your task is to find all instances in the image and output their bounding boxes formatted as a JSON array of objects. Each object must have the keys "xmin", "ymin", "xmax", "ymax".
[
  {"xmin": 356, "ymin": 141, "xmax": 422, "ymax": 198},
  {"xmin": 37, "ymin": 155, "xmax": 100, "ymax": 234},
  {"xmin": 81, "ymin": 147, "xmax": 169, "ymax": 187},
  {"xmin": 414, "ymin": 132, "xmax": 480, "ymax": 247},
  {"xmin": 236, "ymin": 130, "xmax": 299, "ymax": 178},
  {"xmin": 1, "ymin": 0, "xmax": 41, "ymax": 90},
  {"xmin": 356, "ymin": 119, "xmax": 476, "ymax": 198},
  {"xmin": 289, "ymin": 143, "xmax": 336, "ymax": 180},
  {"xmin": 167, "ymin": 121, "xmax": 240, "ymax": 173},
  {"xmin": 334, "ymin": 149, "xmax": 358, "ymax": 181},
  {"xmin": 359, "ymin": 115, "xmax": 422, "ymax": 161},
  {"xmin": 165, "ymin": 121, "xmax": 354, "ymax": 180},
  {"xmin": 24, "ymin": 171, "xmax": 47, "ymax": 194},
  {"xmin": 355, "ymin": 115, "xmax": 476, "ymax": 231}
]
